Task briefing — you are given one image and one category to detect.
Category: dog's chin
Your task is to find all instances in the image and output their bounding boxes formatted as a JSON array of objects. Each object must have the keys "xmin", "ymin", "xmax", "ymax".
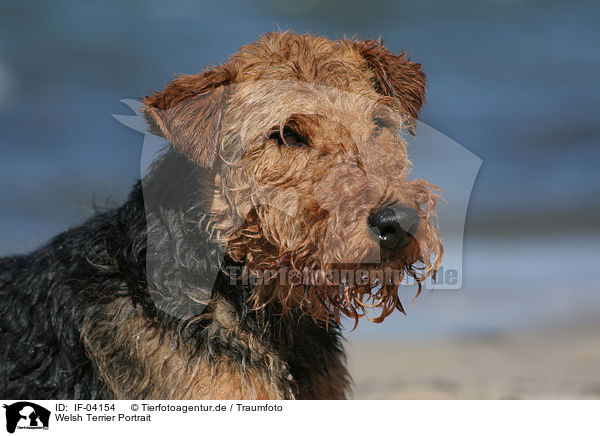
[
  {"xmin": 239, "ymin": 238, "xmax": 435, "ymax": 326},
  {"xmin": 289, "ymin": 254, "xmax": 426, "ymax": 326}
]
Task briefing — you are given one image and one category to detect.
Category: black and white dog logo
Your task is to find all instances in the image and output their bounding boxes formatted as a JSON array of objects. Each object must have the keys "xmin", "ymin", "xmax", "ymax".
[{"xmin": 3, "ymin": 402, "xmax": 50, "ymax": 433}]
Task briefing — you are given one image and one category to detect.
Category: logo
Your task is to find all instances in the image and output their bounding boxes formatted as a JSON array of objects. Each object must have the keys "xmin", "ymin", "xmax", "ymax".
[{"xmin": 3, "ymin": 402, "xmax": 50, "ymax": 434}]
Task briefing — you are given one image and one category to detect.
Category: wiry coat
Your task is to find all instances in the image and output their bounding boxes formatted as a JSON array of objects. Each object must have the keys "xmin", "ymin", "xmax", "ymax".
[
  {"xmin": 0, "ymin": 32, "xmax": 441, "ymax": 399},
  {"xmin": 0, "ymin": 151, "xmax": 347, "ymax": 399}
]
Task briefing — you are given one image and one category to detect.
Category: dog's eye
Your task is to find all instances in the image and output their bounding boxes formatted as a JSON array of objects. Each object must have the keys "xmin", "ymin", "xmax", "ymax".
[
  {"xmin": 372, "ymin": 113, "xmax": 400, "ymax": 138},
  {"xmin": 372, "ymin": 116, "xmax": 388, "ymax": 137},
  {"xmin": 374, "ymin": 116, "xmax": 386, "ymax": 128},
  {"xmin": 269, "ymin": 127, "xmax": 308, "ymax": 147}
]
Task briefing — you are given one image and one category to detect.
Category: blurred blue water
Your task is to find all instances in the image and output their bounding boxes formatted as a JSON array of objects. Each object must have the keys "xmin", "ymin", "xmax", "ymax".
[
  {"xmin": 1, "ymin": 0, "xmax": 599, "ymax": 333},
  {"xmin": 348, "ymin": 233, "xmax": 600, "ymax": 339}
]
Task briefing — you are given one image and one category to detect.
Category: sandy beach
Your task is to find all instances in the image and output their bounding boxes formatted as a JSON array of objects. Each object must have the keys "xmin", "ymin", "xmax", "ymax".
[{"xmin": 348, "ymin": 318, "xmax": 600, "ymax": 399}]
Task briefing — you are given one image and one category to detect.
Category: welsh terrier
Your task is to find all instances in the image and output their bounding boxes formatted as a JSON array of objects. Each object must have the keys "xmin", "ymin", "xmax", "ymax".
[{"xmin": 0, "ymin": 32, "xmax": 442, "ymax": 399}]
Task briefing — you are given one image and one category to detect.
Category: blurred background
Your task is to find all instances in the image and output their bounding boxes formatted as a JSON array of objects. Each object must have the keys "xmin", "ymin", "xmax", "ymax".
[{"xmin": 1, "ymin": 0, "xmax": 599, "ymax": 398}]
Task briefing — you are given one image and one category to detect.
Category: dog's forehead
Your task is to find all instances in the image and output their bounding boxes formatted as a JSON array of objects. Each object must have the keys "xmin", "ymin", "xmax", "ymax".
[
  {"xmin": 226, "ymin": 80, "xmax": 401, "ymax": 132},
  {"xmin": 219, "ymin": 80, "xmax": 410, "ymax": 180}
]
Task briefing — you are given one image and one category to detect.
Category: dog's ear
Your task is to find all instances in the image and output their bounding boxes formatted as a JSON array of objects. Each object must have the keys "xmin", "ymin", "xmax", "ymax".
[
  {"xmin": 354, "ymin": 40, "xmax": 426, "ymax": 126},
  {"xmin": 143, "ymin": 69, "xmax": 232, "ymax": 167}
]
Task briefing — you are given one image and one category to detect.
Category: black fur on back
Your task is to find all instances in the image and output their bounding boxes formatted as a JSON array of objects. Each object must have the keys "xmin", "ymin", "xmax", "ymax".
[{"xmin": 0, "ymin": 150, "xmax": 345, "ymax": 399}]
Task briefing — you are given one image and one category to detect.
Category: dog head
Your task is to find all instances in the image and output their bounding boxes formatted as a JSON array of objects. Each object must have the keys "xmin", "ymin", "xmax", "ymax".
[{"xmin": 143, "ymin": 32, "xmax": 443, "ymax": 325}]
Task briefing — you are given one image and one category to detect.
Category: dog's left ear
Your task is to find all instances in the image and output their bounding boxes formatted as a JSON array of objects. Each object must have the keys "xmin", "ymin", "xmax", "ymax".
[
  {"xmin": 143, "ymin": 69, "xmax": 232, "ymax": 167},
  {"xmin": 354, "ymin": 40, "xmax": 426, "ymax": 126}
]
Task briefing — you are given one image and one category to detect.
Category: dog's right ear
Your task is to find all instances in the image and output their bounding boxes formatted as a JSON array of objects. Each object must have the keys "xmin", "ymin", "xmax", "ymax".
[{"xmin": 143, "ymin": 69, "xmax": 232, "ymax": 168}]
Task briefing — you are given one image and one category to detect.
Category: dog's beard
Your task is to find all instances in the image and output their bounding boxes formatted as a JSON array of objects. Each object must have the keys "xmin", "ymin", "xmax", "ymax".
[
  {"xmin": 222, "ymin": 203, "xmax": 442, "ymax": 327},
  {"xmin": 227, "ymin": 236, "xmax": 441, "ymax": 327},
  {"xmin": 289, "ymin": 239, "xmax": 433, "ymax": 327}
]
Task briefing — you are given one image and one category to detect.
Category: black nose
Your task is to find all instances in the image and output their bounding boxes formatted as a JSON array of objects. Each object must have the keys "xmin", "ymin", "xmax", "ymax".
[{"xmin": 368, "ymin": 204, "xmax": 419, "ymax": 249}]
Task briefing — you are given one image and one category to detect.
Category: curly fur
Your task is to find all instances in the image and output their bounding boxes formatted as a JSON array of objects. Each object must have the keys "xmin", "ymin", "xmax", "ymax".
[{"xmin": 0, "ymin": 32, "xmax": 441, "ymax": 399}]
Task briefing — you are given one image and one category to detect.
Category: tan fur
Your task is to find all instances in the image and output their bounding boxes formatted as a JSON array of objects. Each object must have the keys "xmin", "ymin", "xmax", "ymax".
[
  {"xmin": 91, "ymin": 31, "xmax": 443, "ymax": 399},
  {"xmin": 82, "ymin": 298, "xmax": 291, "ymax": 399}
]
